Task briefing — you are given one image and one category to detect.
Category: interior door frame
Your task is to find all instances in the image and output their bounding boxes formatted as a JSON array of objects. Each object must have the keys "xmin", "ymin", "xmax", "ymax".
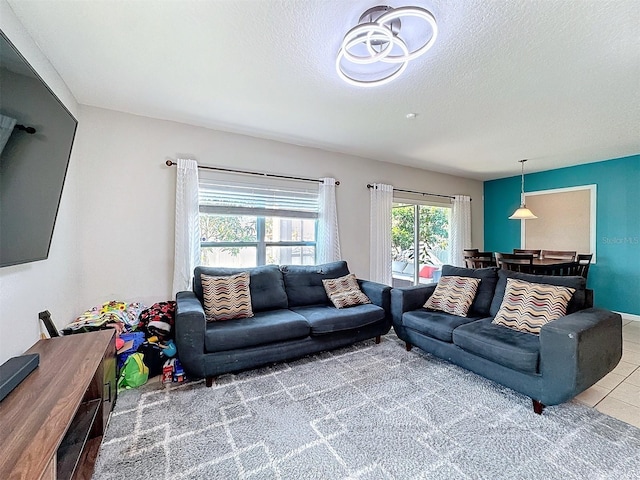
[{"xmin": 520, "ymin": 184, "xmax": 597, "ymax": 263}]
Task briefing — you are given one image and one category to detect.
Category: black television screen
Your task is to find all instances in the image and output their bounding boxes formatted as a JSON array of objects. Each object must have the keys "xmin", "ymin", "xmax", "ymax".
[{"xmin": 0, "ymin": 30, "xmax": 77, "ymax": 268}]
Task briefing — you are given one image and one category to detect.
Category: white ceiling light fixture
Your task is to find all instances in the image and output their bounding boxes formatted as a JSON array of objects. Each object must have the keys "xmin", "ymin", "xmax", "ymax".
[
  {"xmin": 336, "ymin": 5, "xmax": 438, "ymax": 88},
  {"xmin": 509, "ymin": 159, "xmax": 538, "ymax": 220}
]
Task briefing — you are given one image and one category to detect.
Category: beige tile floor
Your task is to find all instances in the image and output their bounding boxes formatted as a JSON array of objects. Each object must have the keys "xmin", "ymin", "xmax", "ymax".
[{"xmin": 574, "ymin": 318, "xmax": 640, "ymax": 428}]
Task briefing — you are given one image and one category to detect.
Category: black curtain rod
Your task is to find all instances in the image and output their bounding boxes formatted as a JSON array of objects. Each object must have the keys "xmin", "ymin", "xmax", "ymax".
[
  {"xmin": 166, "ymin": 160, "xmax": 339, "ymax": 185},
  {"xmin": 366, "ymin": 183, "xmax": 468, "ymax": 201}
]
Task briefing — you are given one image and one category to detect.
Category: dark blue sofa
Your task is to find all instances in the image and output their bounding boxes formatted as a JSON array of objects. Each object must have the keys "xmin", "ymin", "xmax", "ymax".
[
  {"xmin": 175, "ymin": 261, "xmax": 391, "ymax": 385},
  {"xmin": 391, "ymin": 265, "xmax": 622, "ymax": 413}
]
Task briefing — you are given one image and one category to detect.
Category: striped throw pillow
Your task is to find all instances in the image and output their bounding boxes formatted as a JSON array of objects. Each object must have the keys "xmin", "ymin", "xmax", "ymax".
[
  {"xmin": 322, "ymin": 274, "xmax": 371, "ymax": 309},
  {"xmin": 424, "ymin": 275, "xmax": 480, "ymax": 317},
  {"xmin": 492, "ymin": 278, "xmax": 575, "ymax": 334},
  {"xmin": 201, "ymin": 272, "xmax": 254, "ymax": 322}
]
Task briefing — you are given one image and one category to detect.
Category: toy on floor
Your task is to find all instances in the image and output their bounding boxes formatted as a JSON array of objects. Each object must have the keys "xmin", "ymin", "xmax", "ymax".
[
  {"xmin": 162, "ymin": 358, "xmax": 186, "ymax": 384},
  {"xmin": 146, "ymin": 320, "xmax": 177, "ymax": 356},
  {"xmin": 137, "ymin": 319, "xmax": 177, "ymax": 377}
]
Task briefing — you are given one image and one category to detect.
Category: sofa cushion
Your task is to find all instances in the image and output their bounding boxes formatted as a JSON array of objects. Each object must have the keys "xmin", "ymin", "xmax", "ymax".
[
  {"xmin": 492, "ymin": 278, "xmax": 575, "ymax": 334},
  {"xmin": 392, "ymin": 261, "xmax": 408, "ymax": 274},
  {"xmin": 201, "ymin": 272, "xmax": 254, "ymax": 321},
  {"xmin": 281, "ymin": 261, "xmax": 351, "ymax": 307},
  {"xmin": 402, "ymin": 263, "xmax": 415, "ymax": 275},
  {"xmin": 322, "ymin": 273, "xmax": 371, "ymax": 309},
  {"xmin": 419, "ymin": 265, "xmax": 438, "ymax": 279},
  {"xmin": 292, "ymin": 304, "xmax": 385, "ymax": 335},
  {"xmin": 424, "ymin": 276, "xmax": 480, "ymax": 317},
  {"xmin": 441, "ymin": 265, "xmax": 499, "ymax": 317},
  {"xmin": 490, "ymin": 270, "xmax": 586, "ymax": 317},
  {"xmin": 403, "ymin": 309, "xmax": 481, "ymax": 343},
  {"xmin": 204, "ymin": 309, "xmax": 310, "ymax": 353},
  {"xmin": 194, "ymin": 265, "xmax": 288, "ymax": 312},
  {"xmin": 452, "ymin": 318, "xmax": 541, "ymax": 374}
]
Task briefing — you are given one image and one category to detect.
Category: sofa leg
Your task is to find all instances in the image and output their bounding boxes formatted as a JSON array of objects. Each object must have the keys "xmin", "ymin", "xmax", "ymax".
[
  {"xmin": 405, "ymin": 342, "xmax": 412, "ymax": 352},
  {"xmin": 375, "ymin": 335, "xmax": 381, "ymax": 344},
  {"xmin": 532, "ymin": 399, "xmax": 545, "ymax": 414},
  {"xmin": 205, "ymin": 376, "xmax": 215, "ymax": 387}
]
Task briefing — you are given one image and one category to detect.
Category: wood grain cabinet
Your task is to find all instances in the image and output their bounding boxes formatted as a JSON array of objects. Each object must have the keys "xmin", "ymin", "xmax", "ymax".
[{"xmin": 0, "ymin": 330, "xmax": 117, "ymax": 480}]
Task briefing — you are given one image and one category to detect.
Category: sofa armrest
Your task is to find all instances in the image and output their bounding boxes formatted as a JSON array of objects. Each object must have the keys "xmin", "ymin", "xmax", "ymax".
[
  {"xmin": 585, "ymin": 289, "xmax": 594, "ymax": 308},
  {"xmin": 175, "ymin": 290, "xmax": 207, "ymax": 378},
  {"xmin": 358, "ymin": 279, "xmax": 391, "ymax": 311},
  {"xmin": 539, "ymin": 308, "xmax": 622, "ymax": 403},
  {"xmin": 390, "ymin": 284, "xmax": 437, "ymax": 325}
]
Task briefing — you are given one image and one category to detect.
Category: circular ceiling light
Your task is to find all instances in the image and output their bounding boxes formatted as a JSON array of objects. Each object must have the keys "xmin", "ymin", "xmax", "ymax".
[
  {"xmin": 336, "ymin": 5, "xmax": 438, "ymax": 88},
  {"xmin": 336, "ymin": 31, "xmax": 409, "ymax": 87}
]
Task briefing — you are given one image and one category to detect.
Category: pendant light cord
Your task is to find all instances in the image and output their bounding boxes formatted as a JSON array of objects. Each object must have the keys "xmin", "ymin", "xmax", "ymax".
[
  {"xmin": 520, "ymin": 160, "xmax": 525, "ymax": 205},
  {"xmin": 509, "ymin": 159, "xmax": 537, "ymax": 219}
]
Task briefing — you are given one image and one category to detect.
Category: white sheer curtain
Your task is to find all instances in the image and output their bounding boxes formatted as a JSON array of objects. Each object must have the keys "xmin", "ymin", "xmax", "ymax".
[
  {"xmin": 172, "ymin": 158, "xmax": 201, "ymax": 295},
  {"xmin": 451, "ymin": 195, "xmax": 472, "ymax": 267},
  {"xmin": 0, "ymin": 114, "xmax": 17, "ymax": 155},
  {"xmin": 316, "ymin": 177, "xmax": 341, "ymax": 263},
  {"xmin": 370, "ymin": 183, "xmax": 393, "ymax": 285}
]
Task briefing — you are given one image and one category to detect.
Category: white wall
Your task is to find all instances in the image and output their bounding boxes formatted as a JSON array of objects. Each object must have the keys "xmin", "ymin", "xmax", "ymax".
[
  {"xmin": 74, "ymin": 106, "xmax": 484, "ymax": 308},
  {"xmin": 0, "ymin": 0, "xmax": 80, "ymax": 365}
]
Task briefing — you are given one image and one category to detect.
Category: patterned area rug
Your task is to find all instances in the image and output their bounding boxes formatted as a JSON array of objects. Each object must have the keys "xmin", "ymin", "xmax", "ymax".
[{"xmin": 93, "ymin": 335, "xmax": 640, "ymax": 479}]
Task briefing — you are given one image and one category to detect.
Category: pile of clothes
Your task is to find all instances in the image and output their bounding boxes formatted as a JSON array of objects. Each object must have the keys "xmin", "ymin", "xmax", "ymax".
[
  {"xmin": 62, "ymin": 300, "xmax": 185, "ymax": 389},
  {"xmin": 62, "ymin": 300, "xmax": 146, "ymax": 335}
]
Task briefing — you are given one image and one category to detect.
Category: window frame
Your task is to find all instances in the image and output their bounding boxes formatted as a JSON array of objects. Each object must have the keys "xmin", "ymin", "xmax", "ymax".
[
  {"xmin": 199, "ymin": 215, "xmax": 318, "ymax": 266},
  {"xmin": 198, "ymin": 179, "xmax": 319, "ymax": 267}
]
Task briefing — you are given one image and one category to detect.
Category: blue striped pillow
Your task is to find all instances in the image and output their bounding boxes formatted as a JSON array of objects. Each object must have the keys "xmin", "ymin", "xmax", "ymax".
[
  {"xmin": 492, "ymin": 278, "xmax": 575, "ymax": 334},
  {"xmin": 424, "ymin": 276, "xmax": 481, "ymax": 317},
  {"xmin": 201, "ymin": 272, "xmax": 254, "ymax": 322}
]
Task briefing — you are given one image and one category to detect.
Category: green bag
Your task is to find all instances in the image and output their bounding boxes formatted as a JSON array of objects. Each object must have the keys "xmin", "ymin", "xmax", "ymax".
[{"xmin": 117, "ymin": 353, "xmax": 149, "ymax": 390}]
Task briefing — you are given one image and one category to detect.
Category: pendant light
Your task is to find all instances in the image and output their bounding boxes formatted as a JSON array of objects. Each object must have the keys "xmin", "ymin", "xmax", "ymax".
[{"xmin": 509, "ymin": 159, "xmax": 537, "ymax": 220}]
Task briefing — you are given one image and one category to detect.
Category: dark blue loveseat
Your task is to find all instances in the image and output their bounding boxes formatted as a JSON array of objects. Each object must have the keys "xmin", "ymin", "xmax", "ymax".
[
  {"xmin": 391, "ymin": 265, "xmax": 622, "ymax": 413},
  {"xmin": 175, "ymin": 261, "xmax": 391, "ymax": 385}
]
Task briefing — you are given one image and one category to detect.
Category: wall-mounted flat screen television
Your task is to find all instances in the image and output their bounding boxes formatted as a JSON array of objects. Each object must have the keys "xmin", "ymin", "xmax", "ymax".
[{"xmin": 0, "ymin": 29, "xmax": 77, "ymax": 267}]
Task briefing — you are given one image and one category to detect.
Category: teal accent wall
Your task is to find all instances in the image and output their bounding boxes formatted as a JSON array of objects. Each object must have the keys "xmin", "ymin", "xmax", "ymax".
[{"xmin": 484, "ymin": 155, "xmax": 640, "ymax": 315}]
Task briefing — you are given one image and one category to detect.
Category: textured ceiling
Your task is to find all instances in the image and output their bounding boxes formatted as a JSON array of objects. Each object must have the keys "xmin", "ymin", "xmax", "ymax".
[{"xmin": 7, "ymin": 0, "xmax": 640, "ymax": 180}]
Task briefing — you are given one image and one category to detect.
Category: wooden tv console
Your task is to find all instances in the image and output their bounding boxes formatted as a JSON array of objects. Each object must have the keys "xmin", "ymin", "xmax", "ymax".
[{"xmin": 0, "ymin": 330, "xmax": 116, "ymax": 480}]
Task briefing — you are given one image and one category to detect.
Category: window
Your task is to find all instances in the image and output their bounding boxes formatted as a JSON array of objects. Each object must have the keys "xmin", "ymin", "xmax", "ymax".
[
  {"xmin": 391, "ymin": 199, "xmax": 451, "ymax": 287},
  {"xmin": 199, "ymin": 179, "xmax": 318, "ymax": 267}
]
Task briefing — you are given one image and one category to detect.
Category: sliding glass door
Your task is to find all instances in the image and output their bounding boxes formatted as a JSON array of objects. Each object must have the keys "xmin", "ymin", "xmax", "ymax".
[{"xmin": 391, "ymin": 201, "xmax": 451, "ymax": 287}]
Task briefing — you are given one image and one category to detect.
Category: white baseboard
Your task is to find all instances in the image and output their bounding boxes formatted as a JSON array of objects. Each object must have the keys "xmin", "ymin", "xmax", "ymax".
[{"xmin": 615, "ymin": 311, "xmax": 640, "ymax": 322}]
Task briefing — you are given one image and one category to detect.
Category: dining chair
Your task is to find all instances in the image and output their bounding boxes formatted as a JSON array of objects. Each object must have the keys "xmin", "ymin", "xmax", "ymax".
[
  {"xmin": 513, "ymin": 248, "xmax": 541, "ymax": 259},
  {"xmin": 540, "ymin": 250, "xmax": 577, "ymax": 261},
  {"xmin": 464, "ymin": 249, "xmax": 482, "ymax": 268},
  {"xmin": 575, "ymin": 253, "xmax": 593, "ymax": 278},
  {"xmin": 465, "ymin": 252, "xmax": 494, "ymax": 268},
  {"xmin": 463, "ymin": 249, "xmax": 480, "ymax": 258},
  {"xmin": 495, "ymin": 252, "xmax": 534, "ymax": 272}
]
